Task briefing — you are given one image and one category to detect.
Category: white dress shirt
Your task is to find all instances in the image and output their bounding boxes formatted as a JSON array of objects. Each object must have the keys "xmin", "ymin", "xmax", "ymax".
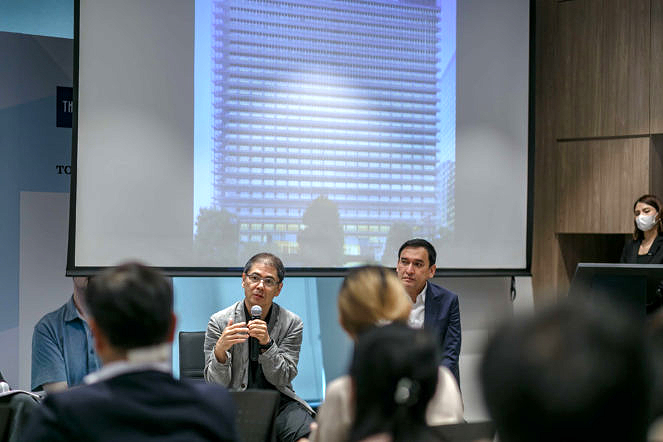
[{"xmin": 408, "ymin": 283, "xmax": 427, "ymax": 329}]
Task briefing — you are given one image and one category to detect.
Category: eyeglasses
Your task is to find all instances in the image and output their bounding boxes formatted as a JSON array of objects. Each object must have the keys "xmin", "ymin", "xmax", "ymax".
[{"xmin": 245, "ymin": 273, "xmax": 280, "ymax": 288}]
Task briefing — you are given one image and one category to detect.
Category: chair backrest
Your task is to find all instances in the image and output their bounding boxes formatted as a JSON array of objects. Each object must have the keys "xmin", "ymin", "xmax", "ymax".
[
  {"xmin": 430, "ymin": 421, "xmax": 496, "ymax": 442},
  {"xmin": 230, "ymin": 390, "xmax": 280, "ymax": 442},
  {"xmin": 178, "ymin": 331, "xmax": 206, "ymax": 380}
]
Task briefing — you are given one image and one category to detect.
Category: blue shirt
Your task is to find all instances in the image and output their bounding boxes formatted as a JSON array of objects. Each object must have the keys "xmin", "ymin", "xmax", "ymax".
[{"xmin": 31, "ymin": 295, "xmax": 101, "ymax": 391}]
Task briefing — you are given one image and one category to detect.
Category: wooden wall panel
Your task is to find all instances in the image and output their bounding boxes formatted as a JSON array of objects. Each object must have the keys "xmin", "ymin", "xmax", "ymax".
[
  {"xmin": 652, "ymin": 0, "xmax": 663, "ymax": 132},
  {"xmin": 650, "ymin": 136, "xmax": 663, "ymax": 195},
  {"xmin": 555, "ymin": 0, "xmax": 650, "ymax": 139},
  {"xmin": 598, "ymin": 138, "xmax": 649, "ymax": 232},
  {"xmin": 534, "ymin": 0, "xmax": 661, "ymax": 307},
  {"xmin": 532, "ymin": 0, "xmax": 563, "ymax": 306},
  {"xmin": 556, "ymin": 0, "xmax": 599, "ymax": 138},
  {"xmin": 555, "ymin": 138, "xmax": 649, "ymax": 233},
  {"xmin": 557, "ymin": 234, "xmax": 628, "ymax": 293},
  {"xmin": 618, "ymin": 0, "xmax": 650, "ymax": 135},
  {"xmin": 555, "ymin": 141, "xmax": 601, "ymax": 232}
]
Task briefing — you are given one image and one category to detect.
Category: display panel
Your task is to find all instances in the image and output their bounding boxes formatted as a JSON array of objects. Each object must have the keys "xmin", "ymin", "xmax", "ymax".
[{"xmin": 71, "ymin": 0, "xmax": 531, "ymax": 273}]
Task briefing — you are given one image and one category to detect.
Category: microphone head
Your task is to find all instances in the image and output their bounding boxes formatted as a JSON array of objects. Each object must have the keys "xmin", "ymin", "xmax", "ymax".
[{"xmin": 251, "ymin": 305, "xmax": 262, "ymax": 318}]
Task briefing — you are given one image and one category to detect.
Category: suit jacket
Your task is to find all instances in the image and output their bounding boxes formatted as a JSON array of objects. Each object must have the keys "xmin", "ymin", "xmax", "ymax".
[
  {"xmin": 425, "ymin": 282, "xmax": 462, "ymax": 387},
  {"xmin": 21, "ymin": 370, "xmax": 238, "ymax": 442},
  {"xmin": 620, "ymin": 235, "xmax": 663, "ymax": 263},
  {"xmin": 204, "ymin": 301, "xmax": 313, "ymax": 414}
]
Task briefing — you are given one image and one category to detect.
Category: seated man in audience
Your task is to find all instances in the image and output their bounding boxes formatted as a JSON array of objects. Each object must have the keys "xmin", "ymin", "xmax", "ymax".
[
  {"xmin": 396, "ymin": 239, "xmax": 461, "ymax": 386},
  {"xmin": 23, "ymin": 262, "xmax": 239, "ymax": 442},
  {"xmin": 481, "ymin": 298, "xmax": 651, "ymax": 442},
  {"xmin": 204, "ymin": 252, "xmax": 314, "ymax": 442},
  {"xmin": 31, "ymin": 277, "xmax": 101, "ymax": 392}
]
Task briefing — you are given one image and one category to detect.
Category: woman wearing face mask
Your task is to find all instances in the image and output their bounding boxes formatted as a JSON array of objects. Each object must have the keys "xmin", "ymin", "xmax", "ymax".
[
  {"xmin": 620, "ymin": 195, "xmax": 663, "ymax": 313},
  {"xmin": 620, "ymin": 194, "xmax": 663, "ymax": 264}
]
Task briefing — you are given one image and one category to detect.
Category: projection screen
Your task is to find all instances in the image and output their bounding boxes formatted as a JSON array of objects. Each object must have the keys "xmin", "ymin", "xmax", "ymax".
[{"xmin": 70, "ymin": 0, "xmax": 532, "ymax": 274}]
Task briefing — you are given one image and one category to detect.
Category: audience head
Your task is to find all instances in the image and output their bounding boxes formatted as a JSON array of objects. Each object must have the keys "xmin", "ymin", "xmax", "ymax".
[
  {"xmin": 338, "ymin": 265, "xmax": 411, "ymax": 339},
  {"xmin": 633, "ymin": 194, "xmax": 663, "ymax": 239},
  {"xmin": 481, "ymin": 298, "xmax": 650, "ymax": 442},
  {"xmin": 86, "ymin": 262, "xmax": 174, "ymax": 358},
  {"xmin": 396, "ymin": 239, "xmax": 437, "ymax": 299},
  {"xmin": 349, "ymin": 323, "xmax": 439, "ymax": 442}
]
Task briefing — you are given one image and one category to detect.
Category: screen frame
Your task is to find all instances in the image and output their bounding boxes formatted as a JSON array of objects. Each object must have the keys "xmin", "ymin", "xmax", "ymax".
[{"xmin": 67, "ymin": 0, "xmax": 536, "ymax": 277}]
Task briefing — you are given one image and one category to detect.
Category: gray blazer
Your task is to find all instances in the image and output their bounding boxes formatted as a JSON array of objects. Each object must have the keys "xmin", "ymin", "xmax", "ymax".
[{"xmin": 203, "ymin": 301, "xmax": 313, "ymax": 414}]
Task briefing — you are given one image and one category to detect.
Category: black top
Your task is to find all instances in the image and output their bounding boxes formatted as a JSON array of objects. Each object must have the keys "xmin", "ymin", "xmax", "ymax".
[
  {"xmin": 242, "ymin": 303, "xmax": 294, "ymax": 410},
  {"xmin": 243, "ymin": 303, "xmax": 276, "ymax": 391},
  {"xmin": 620, "ymin": 235, "xmax": 663, "ymax": 264},
  {"xmin": 637, "ymin": 254, "xmax": 653, "ymax": 264},
  {"xmin": 620, "ymin": 234, "xmax": 663, "ymax": 313}
]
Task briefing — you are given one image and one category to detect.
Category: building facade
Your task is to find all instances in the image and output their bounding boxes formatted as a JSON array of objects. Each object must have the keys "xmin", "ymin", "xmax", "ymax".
[{"xmin": 211, "ymin": 0, "xmax": 451, "ymax": 263}]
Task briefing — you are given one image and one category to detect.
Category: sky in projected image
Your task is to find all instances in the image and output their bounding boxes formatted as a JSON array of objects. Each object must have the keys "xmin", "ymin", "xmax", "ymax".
[{"xmin": 193, "ymin": 0, "xmax": 456, "ymax": 267}]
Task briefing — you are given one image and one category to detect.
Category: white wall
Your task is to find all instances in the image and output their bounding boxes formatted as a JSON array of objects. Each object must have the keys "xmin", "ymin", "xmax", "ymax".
[
  {"xmin": 437, "ymin": 276, "xmax": 528, "ymax": 420},
  {"xmin": 19, "ymin": 191, "xmax": 72, "ymax": 390}
]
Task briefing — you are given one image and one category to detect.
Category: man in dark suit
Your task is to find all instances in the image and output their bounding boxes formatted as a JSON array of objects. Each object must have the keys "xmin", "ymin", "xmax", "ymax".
[
  {"xmin": 396, "ymin": 239, "xmax": 461, "ymax": 386},
  {"xmin": 22, "ymin": 262, "xmax": 239, "ymax": 442}
]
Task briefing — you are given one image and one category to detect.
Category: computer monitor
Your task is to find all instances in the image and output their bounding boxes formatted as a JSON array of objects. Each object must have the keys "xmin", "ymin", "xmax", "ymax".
[{"xmin": 569, "ymin": 263, "xmax": 663, "ymax": 316}]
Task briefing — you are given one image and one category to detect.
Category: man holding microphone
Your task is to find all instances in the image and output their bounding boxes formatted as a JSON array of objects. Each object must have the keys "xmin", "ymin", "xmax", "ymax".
[{"xmin": 204, "ymin": 253, "xmax": 314, "ymax": 442}]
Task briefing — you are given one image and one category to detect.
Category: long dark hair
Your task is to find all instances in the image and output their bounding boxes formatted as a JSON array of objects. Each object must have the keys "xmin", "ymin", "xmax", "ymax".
[
  {"xmin": 632, "ymin": 194, "xmax": 663, "ymax": 240},
  {"xmin": 349, "ymin": 323, "xmax": 439, "ymax": 442}
]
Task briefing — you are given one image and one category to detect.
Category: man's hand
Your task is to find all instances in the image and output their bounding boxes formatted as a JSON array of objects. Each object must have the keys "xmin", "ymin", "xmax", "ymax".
[
  {"xmin": 248, "ymin": 318, "xmax": 270, "ymax": 346},
  {"xmin": 214, "ymin": 318, "xmax": 249, "ymax": 363}
]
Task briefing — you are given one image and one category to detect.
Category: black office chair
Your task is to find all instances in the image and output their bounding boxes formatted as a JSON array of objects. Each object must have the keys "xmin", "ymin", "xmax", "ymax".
[
  {"xmin": 430, "ymin": 421, "xmax": 496, "ymax": 442},
  {"xmin": 178, "ymin": 331, "xmax": 206, "ymax": 380},
  {"xmin": 230, "ymin": 390, "xmax": 280, "ymax": 442}
]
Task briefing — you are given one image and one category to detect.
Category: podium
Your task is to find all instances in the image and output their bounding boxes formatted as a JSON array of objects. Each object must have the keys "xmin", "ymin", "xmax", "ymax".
[{"xmin": 568, "ymin": 263, "xmax": 663, "ymax": 316}]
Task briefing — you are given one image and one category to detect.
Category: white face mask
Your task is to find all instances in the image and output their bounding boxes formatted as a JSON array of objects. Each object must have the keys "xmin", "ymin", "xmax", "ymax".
[{"xmin": 636, "ymin": 214, "xmax": 658, "ymax": 232}]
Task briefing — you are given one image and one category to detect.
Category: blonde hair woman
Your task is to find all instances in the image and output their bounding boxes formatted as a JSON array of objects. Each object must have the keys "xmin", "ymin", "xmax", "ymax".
[
  {"xmin": 309, "ymin": 266, "xmax": 464, "ymax": 442},
  {"xmin": 338, "ymin": 265, "xmax": 411, "ymax": 338}
]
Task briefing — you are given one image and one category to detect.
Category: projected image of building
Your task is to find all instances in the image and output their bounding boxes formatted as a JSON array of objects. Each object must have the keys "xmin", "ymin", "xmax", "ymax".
[{"xmin": 210, "ymin": 0, "xmax": 453, "ymax": 264}]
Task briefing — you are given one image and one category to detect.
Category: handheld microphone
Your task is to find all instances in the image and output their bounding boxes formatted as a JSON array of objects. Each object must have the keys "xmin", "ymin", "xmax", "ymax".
[
  {"xmin": 250, "ymin": 305, "xmax": 262, "ymax": 361},
  {"xmin": 251, "ymin": 305, "xmax": 262, "ymax": 321}
]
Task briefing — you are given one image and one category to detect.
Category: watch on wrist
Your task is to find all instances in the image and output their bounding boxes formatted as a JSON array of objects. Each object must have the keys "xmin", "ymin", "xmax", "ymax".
[{"xmin": 259, "ymin": 339, "xmax": 274, "ymax": 350}]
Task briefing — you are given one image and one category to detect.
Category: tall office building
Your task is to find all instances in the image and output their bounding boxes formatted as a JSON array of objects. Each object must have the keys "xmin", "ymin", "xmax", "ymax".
[{"xmin": 211, "ymin": 0, "xmax": 450, "ymax": 262}]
